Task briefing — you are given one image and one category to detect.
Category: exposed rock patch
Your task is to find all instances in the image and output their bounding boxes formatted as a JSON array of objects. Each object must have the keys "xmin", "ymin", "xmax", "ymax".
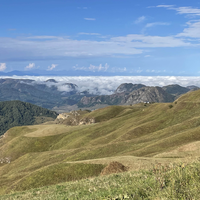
[{"xmin": 56, "ymin": 110, "xmax": 95, "ymax": 126}]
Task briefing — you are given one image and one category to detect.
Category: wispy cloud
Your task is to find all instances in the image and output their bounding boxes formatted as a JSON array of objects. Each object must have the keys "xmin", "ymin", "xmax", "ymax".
[
  {"xmin": 25, "ymin": 63, "xmax": 35, "ymax": 70},
  {"xmin": 176, "ymin": 20, "xmax": 200, "ymax": 38},
  {"xmin": 110, "ymin": 34, "xmax": 190, "ymax": 47},
  {"xmin": 73, "ymin": 63, "xmax": 109, "ymax": 72},
  {"xmin": 156, "ymin": 5, "xmax": 174, "ymax": 8},
  {"xmin": 27, "ymin": 36, "xmax": 61, "ymax": 39},
  {"xmin": 84, "ymin": 18, "xmax": 96, "ymax": 21},
  {"xmin": 111, "ymin": 67, "xmax": 127, "ymax": 73},
  {"xmin": 156, "ymin": 5, "xmax": 200, "ymax": 39},
  {"xmin": 157, "ymin": 5, "xmax": 200, "ymax": 16},
  {"xmin": 145, "ymin": 22, "xmax": 170, "ymax": 28},
  {"xmin": 0, "ymin": 63, "xmax": 6, "ymax": 71},
  {"xmin": 134, "ymin": 16, "xmax": 146, "ymax": 24},
  {"xmin": 47, "ymin": 64, "xmax": 58, "ymax": 71},
  {"xmin": 0, "ymin": 36, "xmax": 144, "ymax": 61}
]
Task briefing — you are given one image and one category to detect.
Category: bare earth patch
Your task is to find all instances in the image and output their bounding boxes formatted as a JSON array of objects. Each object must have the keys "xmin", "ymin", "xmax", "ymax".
[{"xmin": 101, "ymin": 161, "xmax": 128, "ymax": 175}]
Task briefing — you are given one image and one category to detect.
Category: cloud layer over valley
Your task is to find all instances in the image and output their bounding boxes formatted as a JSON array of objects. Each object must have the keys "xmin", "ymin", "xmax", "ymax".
[{"xmin": 1, "ymin": 76, "xmax": 200, "ymax": 95}]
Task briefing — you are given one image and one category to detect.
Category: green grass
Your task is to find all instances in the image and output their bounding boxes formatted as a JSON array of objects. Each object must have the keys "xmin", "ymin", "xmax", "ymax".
[
  {"xmin": 1, "ymin": 161, "xmax": 200, "ymax": 199},
  {"xmin": 9, "ymin": 163, "xmax": 105, "ymax": 192},
  {"xmin": 2, "ymin": 90, "xmax": 200, "ymax": 196}
]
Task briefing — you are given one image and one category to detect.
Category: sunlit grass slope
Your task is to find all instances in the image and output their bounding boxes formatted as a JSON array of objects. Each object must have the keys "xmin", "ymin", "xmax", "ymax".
[
  {"xmin": 1, "ymin": 89, "xmax": 200, "ymax": 195},
  {"xmin": 2, "ymin": 161, "xmax": 200, "ymax": 199}
]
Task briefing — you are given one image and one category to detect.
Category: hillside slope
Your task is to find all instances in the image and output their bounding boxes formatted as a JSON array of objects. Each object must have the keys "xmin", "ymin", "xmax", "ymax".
[
  {"xmin": 2, "ymin": 90, "xmax": 200, "ymax": 194},
  {"xmin": 0, "ymin": 100, "xmax": 58, "ymax": 136}
]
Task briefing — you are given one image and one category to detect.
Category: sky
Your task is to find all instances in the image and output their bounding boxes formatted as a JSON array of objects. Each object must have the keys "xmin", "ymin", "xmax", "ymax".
[{"xmin": 1, "ymin": 0, "xmax": 200, "ymax": 76}]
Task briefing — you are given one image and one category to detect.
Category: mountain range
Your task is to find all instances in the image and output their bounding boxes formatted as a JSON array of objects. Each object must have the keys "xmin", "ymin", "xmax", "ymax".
[{"xmin": 0, "ymin": 78, "xmax": 199, "ymax": 112}]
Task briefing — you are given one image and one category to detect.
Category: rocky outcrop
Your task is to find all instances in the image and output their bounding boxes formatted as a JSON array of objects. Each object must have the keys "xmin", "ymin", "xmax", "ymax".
[
  {"xmin": 57, "ymin": 113, "xmax": 70, "ymax": 120},
  {"xmin": 79, "ymin": 118, "xmax": 95, "ymax": 125},
  {"xmin": 56, "ymin": 110, "xmax": 95, "ymax": 126},
  {"xmin": 78, "ymin": 86, "xmax": 175, "ymax": 107},
  {"xmin": 0, "ymin": 157, "xmax": 10, "ymax": 164},
  {"xmin": 125, "ymin": 86, "xmax": 175, "ymax": 105}
]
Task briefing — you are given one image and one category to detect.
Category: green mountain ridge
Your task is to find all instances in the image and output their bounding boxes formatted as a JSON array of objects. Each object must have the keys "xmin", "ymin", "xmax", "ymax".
[
  {"xmin": 1, "ymin": 78, "xmax": 198, "ymax": 112},
  {"xmin": 0, "ymin": 100, "xmax": 58, "ymax": 136}
]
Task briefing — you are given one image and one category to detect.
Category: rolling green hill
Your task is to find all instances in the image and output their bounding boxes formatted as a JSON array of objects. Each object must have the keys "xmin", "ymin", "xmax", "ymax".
[{"xmin": 1, "ymin": 90, "xmax": 200, "ymax": 198}]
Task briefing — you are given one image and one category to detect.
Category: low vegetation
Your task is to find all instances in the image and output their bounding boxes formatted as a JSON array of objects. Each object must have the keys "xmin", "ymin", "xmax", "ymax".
[
  {"xmin": 1, "ymin": 161, "xmax": 200, "ymax": 199},
  {"xmin": 2, "ymin": 89, "xmax": 200, "ymax": 198}
]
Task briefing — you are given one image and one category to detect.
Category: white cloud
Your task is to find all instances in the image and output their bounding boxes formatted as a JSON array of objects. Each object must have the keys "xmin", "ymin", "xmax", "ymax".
[
  {"xmin": 134, "ymin": 16, "xmax": 146, "ymax": 24},
  {"xmin": 145, "ymin": 55, "xmax": 151, "ymax": 57},
  {"xmin": 0, "ymin": 63, "xmax": 6, "ymax": 71},
  {"xmin": 2, "ymin": 76, "xmax": 200, "ymax": 95},
  {"xmin": 145, "ymin": 22, "xmax": 170, "ymax": 28},
  {"xmin": 27, "ymin": 36, "xmax": 61, "ymax": 39},
  {"xmin": 73, "ymin": 63, "xmax": 109, "ymax": 72},
  {"xmin": 156, "ymin": 5, "xmax": 200, "ymax": 39},
  {"xmin": 89, "ymin": 63, "xmax": 109, "ymax": 72},
  {"xmin": 47, "ymin": 64, "xmax": 58, "ymax": 71},
  {"xmin": 174, "ymin": 7, "xmax": 200, "ymax": 16},
  {"xmin": 111, "ymin": 67, "xmax": 127, "ymax": 73},
  {"xmin": 25, "ymin": 63, "xmax": 35, "ymax": 70},
  {"xmin": 0, "ymin": 31, "xmax": 195, "ymax": 62},
  {"xmin": 157, "ymin": 5, "xmax": 174, "ymax": 8},
  {"xmin": 157, "ymin": 5, "xmax": 200, "ymax": 16},
  {"xmin": 111, "ymin": 34, "xmax": 190, "ymax": 47},
  {"xmin": 176, "ymin": 20, "xmax": 200, "ymax": 38},
  {"xmin": 84, "ymin": 18, "xmax": 96, "ymax": 21}
]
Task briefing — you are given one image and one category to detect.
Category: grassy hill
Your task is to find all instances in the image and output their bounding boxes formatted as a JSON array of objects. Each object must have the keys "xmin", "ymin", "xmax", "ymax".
[
  {"xmin": 1, "ymin": 89, "xmax": 200, "ymax": 198},
  {"xmin": 0, "ymin": 100, "xmax": 58, "ymax": 136},
  {"xmin": 2, "ymin": 160, "xmax": 200, "ymax": 199}
]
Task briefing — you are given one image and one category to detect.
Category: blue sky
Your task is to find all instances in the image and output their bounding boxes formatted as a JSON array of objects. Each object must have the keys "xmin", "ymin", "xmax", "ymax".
[{"xmin": 0, "ymin": 0, "xmax": 200, "ymax": 75}]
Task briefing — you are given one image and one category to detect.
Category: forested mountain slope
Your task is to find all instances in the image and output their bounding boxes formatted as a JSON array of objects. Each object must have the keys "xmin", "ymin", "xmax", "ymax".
[{"xmin": 0, "ymin": 101, "xmax": 58, "ymax": 136}]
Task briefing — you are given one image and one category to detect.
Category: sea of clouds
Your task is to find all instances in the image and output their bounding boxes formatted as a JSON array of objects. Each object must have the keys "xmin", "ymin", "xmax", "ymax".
[{"xmin": 1, "ymin": 76, "xmax": 200, "ymax": 95}]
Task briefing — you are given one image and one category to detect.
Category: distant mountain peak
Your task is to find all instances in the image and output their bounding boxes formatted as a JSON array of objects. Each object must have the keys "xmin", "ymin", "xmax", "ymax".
[
  {"xmin": 45, "ymin": 79, "xmax": 58, "ymax": 83},
  {"xmin": 115, "ymin": 83, "xmax": 146, "ymax": 93}
]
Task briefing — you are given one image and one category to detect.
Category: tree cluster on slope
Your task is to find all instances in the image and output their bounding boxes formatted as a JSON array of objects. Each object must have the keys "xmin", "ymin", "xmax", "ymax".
[{"xmin": 0, "ymin": 100, "xmax": 58, "ymax": 136}]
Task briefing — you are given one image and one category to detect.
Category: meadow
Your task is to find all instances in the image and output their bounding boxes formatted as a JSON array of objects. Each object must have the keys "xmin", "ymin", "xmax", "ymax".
[{"xmin": 1, "ymin": 89, "xmax": 200, "ymax": 198}]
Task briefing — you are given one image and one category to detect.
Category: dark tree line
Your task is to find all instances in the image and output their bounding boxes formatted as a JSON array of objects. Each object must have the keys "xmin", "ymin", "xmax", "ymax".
[{"xmin": 0, "ymin": 100, "xmax": 58, "ymax": 136}]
